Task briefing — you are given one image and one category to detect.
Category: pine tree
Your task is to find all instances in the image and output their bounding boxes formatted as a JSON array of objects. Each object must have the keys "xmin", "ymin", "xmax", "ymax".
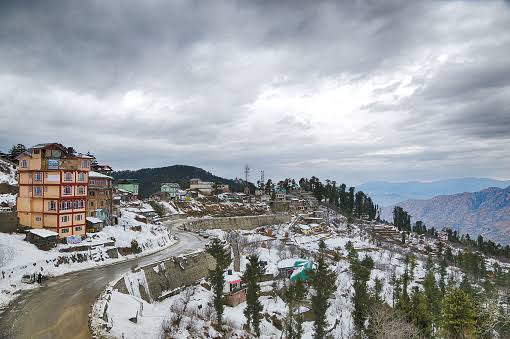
[
  {"xmin": 441, "ymin": 287, "xmax": 476, "ymax": 338},
  {"xmin": 423, "ymin": 265, "xmax": 441, "ymax": 322},
  {"xmin": 310, "ymin": 240, "xmax": 337, "ymax": 339},
  {"xmin": 409, "ymin": 287, "xmax": 433, "ymax": 337},
  {"xmin": 206, "ymin": 238, "xmax": 232, "ymax": 326},
  {"xmin": 349, "ymin": 246, "xmax": 375, "ymax": 335},
  {"xmin": 284, "ymin": 279, "xmax": 307, "ymax": 339},
  {"xmin": 242, "ymin": 255, "xmax": 264, "ymax": 336}
]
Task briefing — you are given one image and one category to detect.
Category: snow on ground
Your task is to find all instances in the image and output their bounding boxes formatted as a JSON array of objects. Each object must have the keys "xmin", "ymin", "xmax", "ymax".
[
  {"xmin": 0, "ymin": 194, "xmax": 16, "ymax": 206},
  {"xmin": 0, "ymin": 208, "xmax": 176, "ymax": 309},
  {"xmin": 0, "ymin": 158, "xmax": 16, "ymax": 185},
  {"xmin": 94, "ymin": 210, "xmax": 498, "ymax": 339}
]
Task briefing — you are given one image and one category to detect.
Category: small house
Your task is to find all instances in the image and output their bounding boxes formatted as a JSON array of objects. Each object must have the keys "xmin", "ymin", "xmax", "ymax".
[
  {"xmin": 25, "ymin": 229, "xmax": 58, "ymax": 251},
  {"xmin": 438, "ymin": 231, "xmax": 448, "ymax": 243},
  {"xmin": 224, "ymin": 270, "xmax": 246, "ymax": 307},
  {"xmin": 86, "ymin": 216, "xmax": 105, "ymax": 232},
  {"xmin": 299, "ymin": 224, "xmax": 311, "ymax": 235},
  {"xmin": 277, "ymin": 258, "xmax": 309, "ymax": 279}
]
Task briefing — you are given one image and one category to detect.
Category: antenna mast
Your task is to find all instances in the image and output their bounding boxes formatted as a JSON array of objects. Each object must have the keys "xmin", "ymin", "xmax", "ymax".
[{"xmin": 244, "ymin": 164, "xmax": 250, "ymax": 195}]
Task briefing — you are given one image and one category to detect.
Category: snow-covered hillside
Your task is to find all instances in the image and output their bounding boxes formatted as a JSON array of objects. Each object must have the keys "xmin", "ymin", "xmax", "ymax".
[
  {"xmin": 96, "ymin": 209, "xmax": 510, "ymax": 339},
  {"xmin": 0, "ymin": 158, "xmax": 16, "ymax": 186}
]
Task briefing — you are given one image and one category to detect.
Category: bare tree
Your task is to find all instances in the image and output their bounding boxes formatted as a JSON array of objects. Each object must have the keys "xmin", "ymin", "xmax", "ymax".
[{"xmin": 367, "ymin": 302, "xmax": 422, "ymax": 339}]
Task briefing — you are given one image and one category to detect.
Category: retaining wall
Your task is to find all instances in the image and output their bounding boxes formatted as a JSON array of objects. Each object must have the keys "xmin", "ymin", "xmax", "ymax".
[
  {"xmin": 0, "ymin": 211, "xmax": 18, "ymax": 233},
  {"xmin": 113, "ymin": 250, "xmax": 215, "ymax": 302},
  {"xmin": 185, "ymin": 214, "xmax": 291, "ymax": 231}
]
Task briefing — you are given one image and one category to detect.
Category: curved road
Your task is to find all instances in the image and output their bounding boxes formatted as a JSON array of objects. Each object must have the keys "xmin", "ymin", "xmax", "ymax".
[{"xmin": 0, "ymin": 222, "xmax": 204, "ymax": 339}]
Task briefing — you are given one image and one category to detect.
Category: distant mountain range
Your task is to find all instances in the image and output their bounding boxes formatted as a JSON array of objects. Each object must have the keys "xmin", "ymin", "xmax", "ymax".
[
  {"xmin": 359, "ymin": 178, "xmax": 510, "ymax": 207},
  {"xmin": 112, "ymin": 165, "xmax": 248, "ymax": 197},
  {"xmin": 381, "ymin": 186, "xmax": 510, "ymax": 245}
]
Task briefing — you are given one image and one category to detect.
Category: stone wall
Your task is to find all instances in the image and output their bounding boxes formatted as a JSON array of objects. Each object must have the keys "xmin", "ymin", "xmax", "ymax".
[
  {"xmin": 0, "ymin": 211, "xmax": 18, "ymax": 233},
  {"xmin": 113, "ymin": 251, "xmax": 215, "ymax": 302},
  {"xmin": 185, "ymin": 214, "xmax": 291, "ymax": 231},
  {"xmin": 0, "ymin": 183, "xmax": 17, "ymax": 195}
]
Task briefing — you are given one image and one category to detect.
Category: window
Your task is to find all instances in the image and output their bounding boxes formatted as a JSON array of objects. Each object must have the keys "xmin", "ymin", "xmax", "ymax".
[
  {"xmin": 75, "ymin": 214, "xmax": 83, "ymax": 221},
  {"xmin": 20, "ymin": 159, "xmax": 28, "ymax": 168},
  {"xmin": 90, "ymin": 201, "xmax": 94, "ymax": 207},
  {"xmin": 34, "ymin": 186, "xmax": 43, "ymax": 196},
  {"xmin": 63, "ymin": 186, "xmax": 72, "ymax": 195},
  {"xmin": 48, "ymin": 201, "xmax": 56, "ymax": 211},
  {"xmin": 75, "ymin": 226, "xmax": 82, "ymax": 231},
  {"xmin": 33, "ymin": 149, "xmax": 40, "ymax": 154},
  {"xmin": 61, "ymin": 215, "xmax": 70, "ymax": 223},
  {"xmin": 35, "ymin": 216, "xmax": 42, "ymax": 222},
  {"xmin": 81, "ymin": 160, "xmax": 90, "ymax": 168},
  {"xmin": 76, "ymin": 200, "xmax": 85, "ymax": 209},
  {"xmin": 77, "ymin": 186, "xmax": 86, "ymax": 195},
  {"xmin": 100, "ymin": 201, "xmax": 104, "ymax": 207},
  {"xmin": 78, "ymin": 172, "xmax": 86, "ymax": 182},
  {"xmin": 64, "ymin": 172, "xmax": 73, "ymax": 182},
  {"xmin": 61, "ymin": 228, "xmax": 69, "ymax": 234},
  {"xmin": 90, "ymin": 179, "xmax": 95, "ymax": 185},
  {"xmin": 60, "ymin": 200, "xmax": 72, "ymax": 210},
  {"xmin": 34, "ymin": 172, "xmax": 42, "ymax": 182}
]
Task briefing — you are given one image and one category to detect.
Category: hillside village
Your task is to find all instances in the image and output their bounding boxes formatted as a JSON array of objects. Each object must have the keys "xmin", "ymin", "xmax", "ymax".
[{"xmin": 1, "ymin": 143, "xmax": 510, "ymax": 339}]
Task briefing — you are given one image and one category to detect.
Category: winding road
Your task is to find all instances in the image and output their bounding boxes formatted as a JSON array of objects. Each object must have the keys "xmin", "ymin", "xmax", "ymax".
[{"xmin": 0, "ymin": 221, "xmax": 204, "ymax": 339}]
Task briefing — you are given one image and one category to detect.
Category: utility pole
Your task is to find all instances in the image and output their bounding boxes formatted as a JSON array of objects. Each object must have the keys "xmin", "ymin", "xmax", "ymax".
[{"xmin": 244, "ymin": 164, "xmax": 250, "ymax": 196}]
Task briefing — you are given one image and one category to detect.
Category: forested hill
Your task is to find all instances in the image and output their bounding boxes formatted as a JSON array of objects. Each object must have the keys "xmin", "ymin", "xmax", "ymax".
[{"xmin": 112, "ymin": 165, "xmax": 245, "ymax": 197}]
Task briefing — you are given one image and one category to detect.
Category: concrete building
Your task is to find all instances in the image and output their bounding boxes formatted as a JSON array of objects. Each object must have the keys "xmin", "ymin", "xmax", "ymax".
[
  {"xmin": 115, "ymin": 179, "xmax": 139, "ymax": 195},
  {"xmin": 16, "ymin": 143, "xmax": 92, "ymax": 238},
  {"xmin": 161, "ymin": 182, "xmax": 180, "ymax": 198},
  {"xmin": 87, "ymin": 171, "xmax": 114, "ymax": 226},
  {"xmin": 189, "ymin": 178, "xmax": 229, "ymax": 195}
]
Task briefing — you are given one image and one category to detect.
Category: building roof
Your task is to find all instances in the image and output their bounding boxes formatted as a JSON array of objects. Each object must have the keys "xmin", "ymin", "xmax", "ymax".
[
  {"xmin": 28, "ymin": 228, "xmax": 59, "ymax": 238},
  {"xmin": 225, "ymin": 272, "xmax": 242, "ymax": 283},
  {"xmin": 89, "ymin": 171, "xmax": 113, "ymax": 179},
  {"xmin": 162, "ymin": 183, "xmax": 180, "ymax": 187},
  {"xmin": 277, "ymin": 258, "xmax": 308, "ymax": 269},
  {"xmin": 86, "ymin": 217, "xmax": 103, "ymax": 224}
]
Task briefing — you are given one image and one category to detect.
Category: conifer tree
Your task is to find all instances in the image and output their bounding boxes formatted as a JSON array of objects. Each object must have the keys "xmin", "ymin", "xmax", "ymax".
[
  {"xmin": 349, "ymin": 245, "xmax": 375, "ymax": 335},
  {"xmin": 441, "ymin": 287, "xmax": 476, "ymax": 338},
  {"xmin": 206, "ymin": 238, "xmax": 232, "ymax": 326},
  {"xmin": 243, "ymin": 255, "xmax": 264, "ymax": 336},
  {"xmin": 284, "ymin": 279, "xmax": 307, "ymax": 339},
  {"xmin": 409, "ymin": 287, "xmax": 433, "ymax": 337},
  {"xmin": 310, "ymin": 240, "xmax": 337, "ymax": 339}
]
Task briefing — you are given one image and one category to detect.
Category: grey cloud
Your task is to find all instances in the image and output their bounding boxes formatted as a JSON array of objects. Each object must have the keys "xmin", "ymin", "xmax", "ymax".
[{"xmin": 0, "ymin": 0, "xmax": 509, "ymax": 184}]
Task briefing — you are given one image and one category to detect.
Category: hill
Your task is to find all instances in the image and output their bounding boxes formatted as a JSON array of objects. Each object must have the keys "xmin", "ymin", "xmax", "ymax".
[
  {"xmin": 0, "ymin": 157, "xmax": 17, "ymax": 186},
  {"xmin": 359, "ymin": 177, "xmax": 510, "ymax": 206},
  {"xmin": 112, "ymin": 165, "xmax": 247, "ymax": 197},
  {"xmin": 381, "ymin": 186, "xmax": 510, "ymax": 244}
]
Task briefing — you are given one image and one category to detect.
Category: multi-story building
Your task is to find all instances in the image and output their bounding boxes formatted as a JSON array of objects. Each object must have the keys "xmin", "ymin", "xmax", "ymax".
[
  {"xmin": 87, "ymin": 171, "xmax": 114, "ymax": 226},
  {"xmin": 189, "ymin": 179, "xmax": 229, "ymax": 195},
  {"xmin": 16, "ymin": 143, "xmax": 92, "ymax": 238},
  {"xmin": 161, "ymin": 182, "xmax": 180, "ymax": 198},
  {"xmin": 115, "ymin": 179, "xmax": 139, "ymax": 196}
]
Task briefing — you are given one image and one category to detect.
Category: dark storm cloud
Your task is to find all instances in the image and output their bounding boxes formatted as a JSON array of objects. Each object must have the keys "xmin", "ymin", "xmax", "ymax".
[{"xmin": 0, "ymin": 0, "xmax": 509, "ymax": 183}]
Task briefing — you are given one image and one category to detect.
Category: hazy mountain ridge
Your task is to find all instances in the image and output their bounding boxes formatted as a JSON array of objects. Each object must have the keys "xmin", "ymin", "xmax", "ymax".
[
  {"xmin": 381, "ymin": 186, "xmax": 510, "ymax": 244},
  {"xmin": 359, "ymin": 177, "xmax": 510, "ymax": 206}
]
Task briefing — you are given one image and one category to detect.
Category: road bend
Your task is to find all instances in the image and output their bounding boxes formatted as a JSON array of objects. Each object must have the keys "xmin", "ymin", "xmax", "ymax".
[{"xmin": 0, "ymin": 221, "xmax": 203, "ymax": 339}]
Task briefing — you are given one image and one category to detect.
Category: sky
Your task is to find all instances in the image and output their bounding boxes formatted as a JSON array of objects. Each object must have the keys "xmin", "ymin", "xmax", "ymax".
[{"xmin": 0, "ymin": 0, "xmax": 509, "ymax": 185}]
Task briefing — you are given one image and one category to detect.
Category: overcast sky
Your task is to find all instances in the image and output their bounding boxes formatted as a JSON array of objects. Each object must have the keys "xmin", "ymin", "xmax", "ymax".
[{"xmin": 0, "ymin": 0, "xmax": 509, "ymax": 185}]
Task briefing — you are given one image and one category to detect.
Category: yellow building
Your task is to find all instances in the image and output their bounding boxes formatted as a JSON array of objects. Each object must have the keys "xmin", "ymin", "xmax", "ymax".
[{"xmin": 16, "ymin": 143, "xmax": 93, "ymax": 238}]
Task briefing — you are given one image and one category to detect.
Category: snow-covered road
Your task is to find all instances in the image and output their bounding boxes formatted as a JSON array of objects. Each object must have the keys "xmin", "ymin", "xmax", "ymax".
[{"xmin": 0, "ymin": 222, "xmax": 204, "ymax": 339}]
